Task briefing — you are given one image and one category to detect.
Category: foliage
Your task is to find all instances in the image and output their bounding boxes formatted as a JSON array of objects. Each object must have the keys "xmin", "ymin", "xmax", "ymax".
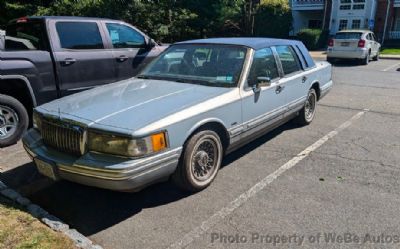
[
  {"xmin": 381, "ymin": 48, "xmax": 400, "ymax": 55},
  {"xmin": 0, "ymin": 0, "xmax": 293, "ymax": 42},
  {"xmin": 297, "ymin": 28, "xmax": 323, "ymax": 50}
]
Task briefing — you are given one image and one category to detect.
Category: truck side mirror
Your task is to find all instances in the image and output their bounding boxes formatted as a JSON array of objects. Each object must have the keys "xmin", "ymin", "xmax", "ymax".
[{"xmin": 146, "ymin": 39, "xmax": 157, "ymax": 49}]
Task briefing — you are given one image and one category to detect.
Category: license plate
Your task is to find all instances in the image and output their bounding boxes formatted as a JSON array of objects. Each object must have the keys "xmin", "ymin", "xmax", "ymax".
[
  {"xmin": 341, "ymin": 42, "xmax": 350, "ymax": 46},
  {"xmin": 35, "ymin": 158, "xmax": 58, "ymax": 180}
]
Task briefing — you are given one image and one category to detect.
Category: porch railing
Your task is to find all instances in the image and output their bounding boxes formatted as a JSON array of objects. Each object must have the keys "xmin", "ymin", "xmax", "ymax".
[{"xmin": 292, "ymin": 0, "xmax": 324, "ymax": 10}]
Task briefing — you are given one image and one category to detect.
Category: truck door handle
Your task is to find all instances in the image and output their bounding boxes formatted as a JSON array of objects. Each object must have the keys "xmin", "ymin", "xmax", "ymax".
[
  {"xmin": 61, "ymin": 58, "xmax": 76, "ymax": 66},
  {"xmin": 117, "ymin": 55, "xmax": 129, "ymax": 62},
  {"xmin": 275, "ymin": 85, "xmax": 284, "ymax": 94},
  {"xmin": 302, "ymin": 76, "xmax": 307, "ymax": 83}
]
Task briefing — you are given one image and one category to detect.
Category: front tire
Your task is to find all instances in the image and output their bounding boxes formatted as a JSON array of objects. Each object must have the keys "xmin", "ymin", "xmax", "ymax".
[
  {"xmin": 295, "ymin": 89, "xmax": 317, "ymax": 126},
  {"xmin": 0, "ymin": 94, "xmax": 29, "ymax": 147},
  {"xmin": 172, "ymin": 130, "xmax": 223, "ymax": 192},
  {"xmin": 373, "ymin": 51, "xmax": 380, "ymax": 61}
]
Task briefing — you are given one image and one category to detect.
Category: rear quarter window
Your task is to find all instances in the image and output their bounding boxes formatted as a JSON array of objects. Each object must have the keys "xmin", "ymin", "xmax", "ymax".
[
  {"xmin": 335, "ymin": 32, "xmax": 362, "ymax": 39},
  {"xmin": 4, "ymin": 22, "xmax": 48, "ymax": 51}
]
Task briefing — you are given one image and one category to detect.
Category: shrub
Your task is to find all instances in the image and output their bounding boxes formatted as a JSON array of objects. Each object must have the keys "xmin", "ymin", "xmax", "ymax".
[{"xmin": 297, "ymin": 29, "xmax": 321, "ymax": 50}]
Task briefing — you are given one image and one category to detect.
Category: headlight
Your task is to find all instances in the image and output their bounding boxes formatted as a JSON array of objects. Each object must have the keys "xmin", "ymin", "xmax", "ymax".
[
  {"xmin": 32, "ymin": 111, "xmax": 42, "ymax": 131},
  {"xmin": 87, "ymin": 131, "xmax": 168, "ymax": 157}
]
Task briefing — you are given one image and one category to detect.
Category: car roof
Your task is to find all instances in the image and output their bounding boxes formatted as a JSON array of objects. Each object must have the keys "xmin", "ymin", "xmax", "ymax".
[
  {"xmin": 175, "ymin": 37, "xmax": 303, "ymax": 50},
  {"xmin": 337, "ymin": 29, "xmax": 371, "ymax": 33}
]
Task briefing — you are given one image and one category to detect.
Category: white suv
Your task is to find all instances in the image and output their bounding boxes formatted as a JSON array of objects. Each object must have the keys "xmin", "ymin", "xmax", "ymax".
[{"xmin": 327, "ymin": 30, "xmax": 381, "ymax": 65}]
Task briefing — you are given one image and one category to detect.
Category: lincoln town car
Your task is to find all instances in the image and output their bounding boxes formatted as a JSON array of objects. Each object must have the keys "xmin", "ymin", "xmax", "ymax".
[{"xmin": 22, "ymin": 38, "xmax": 333, "ymax": 192}]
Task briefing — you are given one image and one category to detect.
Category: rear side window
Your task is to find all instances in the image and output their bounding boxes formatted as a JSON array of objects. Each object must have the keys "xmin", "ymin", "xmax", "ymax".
[
  {"xmin": 275, "ymin": 46, "xmax": 301, "ymax": 75},
  {"xmin": 56, "ymin": 22, "xmax": 104, "ymax": 49},
  {"xmin": 106, "ymin": 23, "xmax": 145, "ymax": 48},
  {"xmin": 5, "ymin": 22, "xmax": 47, "ymax": 51},
  {"xmin": 335, "ymin": 32, "xmax": 362, "ymax": 40}
]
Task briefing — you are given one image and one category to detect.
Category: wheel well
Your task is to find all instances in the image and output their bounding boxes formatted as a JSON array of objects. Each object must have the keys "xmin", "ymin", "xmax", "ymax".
[
  {"xmin": 188, "ymin": 122, "xmax": 230, "ymax": 152},
  {"xmin": 311, "ymin": 82, "xmax": 321, "ymax": 100},
  {"xmin": 0, "ymin": 79, "xmax": 34, "ymax": 125}
]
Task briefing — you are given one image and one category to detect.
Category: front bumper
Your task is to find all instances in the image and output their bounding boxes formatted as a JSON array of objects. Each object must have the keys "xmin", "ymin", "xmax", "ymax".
[
  {"xmin": 22, "ymin": 129, "xmax": 182, "ymax": 192},
  {"xmin": 327, "ymin": 48, "xmax": 368, "ymax": 59}
]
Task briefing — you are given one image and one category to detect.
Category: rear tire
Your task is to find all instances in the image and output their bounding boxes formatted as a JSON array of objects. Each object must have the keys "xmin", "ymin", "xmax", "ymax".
[
  {"xmin": 172, "ymin": 130, "xmax": 223, "ymax": 192},
  {"xmin": 360, "ymin": 53, "xmax": 370, "ymax": 65},
  {"xmin": 294, "ymin": 89, "xmax": 317, "ymax": 126},
  {"xmin": 0, "ymin": 94, "xmax": 29, "ymax": 147}
]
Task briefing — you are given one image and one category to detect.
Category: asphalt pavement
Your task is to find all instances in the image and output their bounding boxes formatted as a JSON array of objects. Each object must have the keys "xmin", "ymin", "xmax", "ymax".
[{"xmin": 1, "ymin": 59, "xmax": 400, "ymax": 249}]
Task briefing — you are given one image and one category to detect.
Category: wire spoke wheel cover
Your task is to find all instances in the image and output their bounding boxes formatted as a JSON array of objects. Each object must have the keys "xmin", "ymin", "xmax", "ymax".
[
  {"xmin": 0, "ymin": 105, "xmax": 19, "ymax": 139},
  {"xmin": 305, "ymin": 91, "xmax": 316, "ymax": 122}
]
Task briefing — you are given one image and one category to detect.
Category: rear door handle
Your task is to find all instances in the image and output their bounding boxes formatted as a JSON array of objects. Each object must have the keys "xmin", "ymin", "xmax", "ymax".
[
  {"xmin": 117, "ymin": 55, "xmax": 129, "ymax": 62},
  {"xmin": 275, "ymin": 85, "xmax": 285, "ymax": 94},
  {"xmin": 61, "ymin": 58, "xmax": 76, "ymax": 66}
]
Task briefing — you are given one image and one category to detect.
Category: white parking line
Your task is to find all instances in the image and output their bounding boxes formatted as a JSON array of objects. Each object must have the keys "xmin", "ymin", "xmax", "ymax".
[
  {"xmin": 382, "ymin": 62, "xmax": 400, "ymax": 72},
  {"xmin": 167, "ymin": 110, "xmax": 368, "ymax": 249}
]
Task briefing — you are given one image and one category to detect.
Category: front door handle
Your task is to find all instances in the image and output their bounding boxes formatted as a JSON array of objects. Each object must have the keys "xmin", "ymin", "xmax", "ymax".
[
  {"xmin": 302, "ymin": 76, "xmax": 307, "ymax": 83},
  {"xmin": 275, "ymin": 85, "xmax": 285, "ymax": 94},
  {"xmin": 117, "ymin": 55, "xmax": 129, "ymax": 62},
  {"xmin": 61, "ymin": 58, "xmax": 76, "ymax": 66}
]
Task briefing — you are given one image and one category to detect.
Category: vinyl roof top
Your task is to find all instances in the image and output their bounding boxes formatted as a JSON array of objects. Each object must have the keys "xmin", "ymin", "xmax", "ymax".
[{"xmin": 175, "ymin": 37, "xmax": 303, "ymax": 50}]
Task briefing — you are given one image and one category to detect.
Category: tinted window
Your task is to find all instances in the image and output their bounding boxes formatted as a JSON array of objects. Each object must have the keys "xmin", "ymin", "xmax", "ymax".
[
  {"xmin": 106, "ymin": 23, "xmax": 145, "ymax": 48},
  {"xmin": 275, "ymin": 46, "xmax": 301, "ymax": 75},
  {"xmin": 248, "ymin": 48, "xmax": 279, "ymax": 85},
  {"xmin": 141, "ymin": 44, "xmax": 247, "ymax": 87},
  {"xmin": 56, "ymin": 22, "xmax": 104, "ymax": 49},
  {"xmin": 5, "ymin": 22, "xmax": 47, "ymax": 51},
  {"xmin": 335, "ymin": 32, "xmax": 362, "ymax": 39}
]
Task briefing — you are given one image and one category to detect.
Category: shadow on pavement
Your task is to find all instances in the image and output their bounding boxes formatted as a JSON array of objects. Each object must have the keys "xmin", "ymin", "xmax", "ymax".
[{"xmin": 0, "ymin": 121, "xmax": 301, "ymax": 236}]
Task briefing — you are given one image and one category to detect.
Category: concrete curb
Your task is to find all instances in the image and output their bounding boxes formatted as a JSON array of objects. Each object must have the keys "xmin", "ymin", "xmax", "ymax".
[
  {"xmin": 0, "ymin": 180, "xmax": 103, "ymax": 249},
  {"xmin": 380, "ymin": 55, "xmax": 400, "ymax": 60}
]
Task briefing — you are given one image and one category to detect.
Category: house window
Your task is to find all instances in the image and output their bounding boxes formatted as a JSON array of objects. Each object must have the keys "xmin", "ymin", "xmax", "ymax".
[
  {"xmin": 308, "ymin": 20, "xmax": 322, "ymax": 29},
  {"xmin": 353, "ymin": 0, "xmax": 365, "ymax": 2},
  {"xmin": 340, "ymin": 0, "xmax": 351, "ymax": 3},
  {"xmin": 351, "ymin": 19, "xmax": 361, "ymax": 29},
  {"xmin": 339, "ymin": 20, "xmax": 348, "ymax": 31},
  {"xmin": 353, "ymin": 4, "xmax": 365, "ymax": 10},
  {"xmin": 340, "ymin": 5, "xmax": 351, "ymax": 10}
]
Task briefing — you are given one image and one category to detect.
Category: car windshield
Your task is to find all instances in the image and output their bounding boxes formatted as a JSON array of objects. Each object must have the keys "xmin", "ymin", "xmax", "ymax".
[
  {"xmin": 139, "ymin": 44, "xmax": 248, "ymax": 87},
  {"xmin": 335, "ymin": 32, "xmax": 362, "ymax": 40}
]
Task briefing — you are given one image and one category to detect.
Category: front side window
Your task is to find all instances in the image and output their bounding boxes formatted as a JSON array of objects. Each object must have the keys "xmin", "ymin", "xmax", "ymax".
[
  {"xmin": 247, "ymin": 47, "xmax": 279, "ymax": 86},
  {"xmin": 275, "ymin": 46, "xmax": 301, "ymax": 75},
  {"xmin": 140, "ymin": 44, "xmax": 247, "ymax": 87},
  {"xmin": 106, "ymin": 23, "xmax": 145, "ymax": 48},
  {"xmin": 56, "ymin": 22, "xmax": 104, "ymax": 49},
  {"xmin": 5, "ymin": 22, "xmax": 47, "ymax": 51}
]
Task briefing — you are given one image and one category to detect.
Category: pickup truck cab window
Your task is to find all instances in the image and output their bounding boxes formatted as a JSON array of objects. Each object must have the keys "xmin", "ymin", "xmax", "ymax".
[
  {"xmin": 56, "ymin": 22, "xmax": 104, "ymax": 49},
  {"xmin": 4, "ymin": 22, "xmax": 48, "ymax": 51},
  {"xmin": 247, "ymin": 47, "xmax": 279, "ymax": 86},
  {"xmin": 275, "ymin": 45, "xmax": 301, "ymax": 75},
  {"xmin": 106, "ymin": 23, "xmax": 145, "ymax": 48}
]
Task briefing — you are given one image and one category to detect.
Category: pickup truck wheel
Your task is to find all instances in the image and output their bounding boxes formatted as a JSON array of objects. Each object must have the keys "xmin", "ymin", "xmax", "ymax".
[
  {"xmin": 172, "ymin": 130, "xmax": 223, "ymax": 192},
  {"xmin": 0, "ymin": 94, "xmax": 29, "ymax": 147},
  {"xmin": 295, "ymin": 89, "xmax": 317, "ymax": 126}
]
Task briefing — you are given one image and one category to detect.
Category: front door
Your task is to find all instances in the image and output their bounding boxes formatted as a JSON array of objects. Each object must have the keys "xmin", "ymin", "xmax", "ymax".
[
  {"xmin": 241, "ymin": 47, "xmax": 286, "ymax": 139},
  {"xmin": 50, "ymin": 20, "xmax": 116, "ymax": 96}
]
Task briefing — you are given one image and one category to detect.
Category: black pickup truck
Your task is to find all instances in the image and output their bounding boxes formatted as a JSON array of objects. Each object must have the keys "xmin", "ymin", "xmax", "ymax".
[{"xmin": 0, "ymin": 16, "xmax": 167, "ymax": 147}]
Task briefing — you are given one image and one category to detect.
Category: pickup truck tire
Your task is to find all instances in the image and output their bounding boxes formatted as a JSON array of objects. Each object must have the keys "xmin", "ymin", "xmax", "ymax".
[
  {"xmin": 172, "ymin": 130, "xmax": 223, "ymax": 192},
  {"xmin": 295, "ymin": 89, "xmax": 317, "ymax": 126},
  {"xmin": 0, "ymin": 94, "xmax": 29, "ymax": 147}
]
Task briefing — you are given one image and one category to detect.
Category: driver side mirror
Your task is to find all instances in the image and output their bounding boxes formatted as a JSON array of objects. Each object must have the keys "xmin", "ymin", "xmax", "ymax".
[
  {"xmin": 252, "ymin": 77, "xmax": 272, "ymax": 93},
  {"xmin": 146, "ymin": 39, "xmax": 157, "ymax": 49}
]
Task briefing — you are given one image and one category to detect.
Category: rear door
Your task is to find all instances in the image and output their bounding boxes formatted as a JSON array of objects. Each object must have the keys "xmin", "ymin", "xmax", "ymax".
[
  {"xmin": 274, "ymin": 45, "xmax": 307, "ymax": 117},
  {"xmin": 48, "ymin": 19, "xmax": 116, "ymax": 96},
  {"xmin": 103, "ymin": 22, "xmax": 153, "ymax": 80}
]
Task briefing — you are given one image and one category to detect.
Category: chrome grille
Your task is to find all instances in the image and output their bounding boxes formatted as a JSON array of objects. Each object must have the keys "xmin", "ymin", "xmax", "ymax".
[{"xmin": 41, "ymin": 118, "xmax": 84, "ymax": 156}]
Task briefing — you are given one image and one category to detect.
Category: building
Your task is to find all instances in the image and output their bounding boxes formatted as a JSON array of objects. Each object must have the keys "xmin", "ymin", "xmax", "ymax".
[{"xmin": 290, "ymin": 0, "xmax": 400, "ymax": 43}]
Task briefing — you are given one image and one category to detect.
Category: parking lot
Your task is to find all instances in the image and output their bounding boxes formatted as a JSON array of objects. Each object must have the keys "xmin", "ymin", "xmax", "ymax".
[{"xmin": 1, "ymin": 59, "xmax": 400, "ymax": 248}]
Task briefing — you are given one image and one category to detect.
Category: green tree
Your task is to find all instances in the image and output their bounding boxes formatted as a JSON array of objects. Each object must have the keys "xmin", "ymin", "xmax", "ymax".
[{"xmin": 254, "ymin": 0, "xmax": 292, "ymax": 38}]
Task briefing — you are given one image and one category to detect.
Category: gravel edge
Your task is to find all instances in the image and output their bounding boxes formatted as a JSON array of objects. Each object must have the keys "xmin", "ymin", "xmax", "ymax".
[{"xmin": 0, "ymin": 180, "xmax": 103, "ymax": 249}]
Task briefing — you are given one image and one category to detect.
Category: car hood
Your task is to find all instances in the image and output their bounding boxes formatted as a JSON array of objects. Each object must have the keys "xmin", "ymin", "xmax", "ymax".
[{"xmin": 37, "ymin": 78, "xmax": 232, "ymax": 133}]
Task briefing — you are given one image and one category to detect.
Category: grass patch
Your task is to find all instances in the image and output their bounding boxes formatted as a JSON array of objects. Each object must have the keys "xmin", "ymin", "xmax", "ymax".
[
  {"xmin": 381, "ymin": 48, "xmax": 400, "ymax": 55},
  {"xmin": 0, "ymin": 197, "xmax": 76, "ymax": 249}
]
